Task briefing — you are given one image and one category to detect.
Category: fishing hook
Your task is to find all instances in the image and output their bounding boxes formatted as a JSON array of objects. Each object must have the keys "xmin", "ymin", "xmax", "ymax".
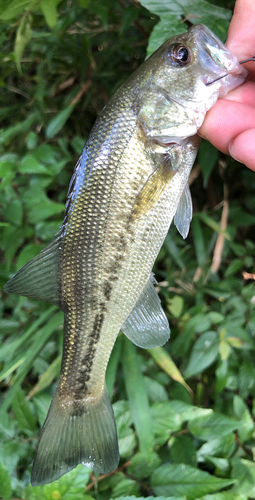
[{"xmin": 206, "ymin": 55, "xmax": 255, "ymax": 86}]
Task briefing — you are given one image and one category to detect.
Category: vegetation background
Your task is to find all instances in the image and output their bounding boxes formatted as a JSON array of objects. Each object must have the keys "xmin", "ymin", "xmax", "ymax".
[{"xmin": 1, "ymin": 0, "xmax": 255, "ymax": 499}]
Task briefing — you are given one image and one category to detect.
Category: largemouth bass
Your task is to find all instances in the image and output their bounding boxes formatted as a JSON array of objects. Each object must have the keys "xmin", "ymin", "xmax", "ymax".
[{"xmin": 4, "ymin": 24, "xmax": 247, "ymax": 485}]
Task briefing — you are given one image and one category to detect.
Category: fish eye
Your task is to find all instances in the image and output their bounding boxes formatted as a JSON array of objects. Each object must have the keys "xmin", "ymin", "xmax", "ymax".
[{"xmin": 168, "ymin": 44, "xmax": 192, "ymax": 66}]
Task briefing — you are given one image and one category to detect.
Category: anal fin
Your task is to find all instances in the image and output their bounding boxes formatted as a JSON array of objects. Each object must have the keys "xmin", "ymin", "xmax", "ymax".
[{"xmin": 121, "ymin": 274, "xmax": 170, "ymax": 349}]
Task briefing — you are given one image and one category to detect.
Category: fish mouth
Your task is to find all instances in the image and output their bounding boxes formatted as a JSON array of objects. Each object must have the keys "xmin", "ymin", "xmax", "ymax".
[{"xmin": 191, "ymin": 24, "xmax": 248, "ymax": 95}]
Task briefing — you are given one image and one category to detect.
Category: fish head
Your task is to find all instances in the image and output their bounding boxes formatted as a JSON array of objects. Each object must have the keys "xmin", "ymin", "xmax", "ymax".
[{"xmin": 137, "ymin": 24, "xmax": 248, "ymax": 142}]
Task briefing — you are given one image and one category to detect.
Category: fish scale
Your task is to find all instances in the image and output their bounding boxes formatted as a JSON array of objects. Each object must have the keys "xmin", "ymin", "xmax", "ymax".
[{"xmin": 4, "ymin": 23, "xmax": 248, "ymax": 485}]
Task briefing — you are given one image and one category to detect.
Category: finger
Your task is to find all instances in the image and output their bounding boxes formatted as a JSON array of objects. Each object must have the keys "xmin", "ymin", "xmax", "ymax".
[
  {"xmin": 224, "ymin": 81, "xmax": 255, "ymax": 108},
  {"xmin": 229, "ymin": 128, "xmax": 255, "ymax": 171},
  {"xmin": 226, "ymin": 0, "xmax": 255, "ymax": 66},
  {"xmin": 199, "ymin": 100, "xmax": 255, "ymax": 154}
]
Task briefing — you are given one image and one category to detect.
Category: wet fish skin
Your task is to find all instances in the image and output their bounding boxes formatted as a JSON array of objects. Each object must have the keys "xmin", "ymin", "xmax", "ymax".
[{"xmin": 4, "ymin": 24, "xmax": 247, "ymax": 485}]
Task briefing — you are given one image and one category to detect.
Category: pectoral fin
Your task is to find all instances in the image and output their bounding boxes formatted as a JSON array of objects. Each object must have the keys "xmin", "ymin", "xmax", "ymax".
[
  {"xmin": 121, "ymin": 274, "xmax": 170, "ymax": 348},
  {"xmin": 131, "ymin": 159, "xmax": 175, "ymax": 219},
  {"xmin": 174, "ymin": 183, "xmax": 193, "ymax": 239}
]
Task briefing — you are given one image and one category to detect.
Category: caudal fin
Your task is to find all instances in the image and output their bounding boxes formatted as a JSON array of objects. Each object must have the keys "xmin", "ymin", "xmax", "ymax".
[{"xmin": 31, "ymin": 383, "xmax": 119, "ymax": 486}]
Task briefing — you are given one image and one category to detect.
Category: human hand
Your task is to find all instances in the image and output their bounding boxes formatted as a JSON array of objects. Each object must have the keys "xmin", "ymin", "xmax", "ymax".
[{"xmin": 199, "ymin": 0, "xmax": 255, "ymax": 171}]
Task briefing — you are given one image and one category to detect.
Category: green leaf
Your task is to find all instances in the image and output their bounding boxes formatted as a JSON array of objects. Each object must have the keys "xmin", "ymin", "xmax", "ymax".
[
  {"xmin": 27, "ymin": 198, "xmax": 65, "ymax": 224},
  {"xmin": 229, "ymin": 205, "xmax": 255, "ymax": 227},
  {"xmin": 170, "ymin": 435, "xmax": 197, "ymax": 467},
  {"xmin": 110, "ymin": 497, "xmax": 185, "ymax": 500},
  {"xmin": 113, "ymin": 401, "xmax": 136, "ymax": 458},
  {"xmin": 231, "ymin": 458, "xmax": 255, "ymax": 496},
  {"xmin": 1, "ymin": 309, "xmax": 62, "ymax": 414},
  {"xmin": 233, "ymin": 395, "xmax": 254, "ymax": 443},
  {"xmin": 0, "ymin": 441, "xmax": 27, "ymax": 475},
  {"xmin": 71, "ymin": 136, "xmax": 85, "ymax": 154},
  {"xmin": 111, "ymin": 479, "xmax": 139, "ymax": 498},
  {"xmin": 216, "ymin": 360, "xmax": 228, "ymax": 394},
  {"xmin": 128, "ymin": 451, "xmax": 161, "ymax": 479},
  {"xmin": 202, "ymin": 494, "xmax": 247, "ymax": 500},
  {"xmin": 146, "ymin": 15, "xmax": 186, "ymax": 56},
  {"xmin": 188, "ymin": 412, "xmax": 239, "ymax": 441},
  {"xmin": 151, "ymin": 463, "xmax": 234, "ymax": 500},
  {"xmin": 140, "ymin": 0, "xmax": 231, "ymax": 49},
  {"xmin": 197, "ymin": 434, "xmax": 237, "ymax": 463},
  {"xmin": 0, "ymin": 357, "xmax": 25, "ymax": 383},
  {"xmin": 224, "ymin": 258, "xmax": 244, "ymax": 277},
  {"xmin": 144, "ymin": 375, "xmax": 168, "ymax": 403},
  {"xmin": 164, "ymin": 233, "xmax": 185, "ymax": 269},
  {"xmin": 167, "ymin": 295, "xmax": 184, "ymax": 318},
  {"xmin": 19, "ymin": 154, "xmax": 50, "ymax": 174},
  {"xmin": 165, "ymin": 400, "xmax": 212, "ymax": 423},
  {"xmin": 24, "ymin": 464, "xmax": 90, "ymax": 499},
  {"xmin": 118, "ymin": 432, "xmax": 136, "ymax": 458},
  {"xmin": 4, "ymin": 199, "xmax": 23, "ymax": 226},
  {"xmin": 78, "ymin": 0, "xmax": 91, "ymax": 7},
  {"xmin": 35, "ymin": 221, "xmax": 62, "ymax": 241},
  {"xmin": 120, "ymin": 5, "xmax": 138, "ymax": 34},
  {"xmin": 204, "ymin": 456, "xmax": 230, "ymax": 475},
  {"xmin": 150, "ymin": 402, "xmax": 183, "ymax": 445},
  {"xmin": 12, "ymin": 389, "xmax": 37, "ymax": 436},
  {"xmin": 33, "ymin": 144, "xmax": 57, "ymax": 164},
  {"xmin": 28, "ymin": 355, "xmax": 61, "ymax": 399},
  {"xmin": 14, "ymin": 14, "xmax": 32, "ymax": 71},
  {"xmin": 185, "ymin": 331, "xmax": 219, "ymax": 378},
  {"xmin": 26, "ymin": 131, "xmax": 38, "ymax": 150},
  {"xmin": 238, "ymin": 362, "xmax": 255, "ymax": 399},
  {"xmin": 197, "ymin": 212, "xmax": 231, "ymax": 239},
  {"xmin": 198, "ymin": 140, "xmax": 219, "ymax": 188},
  {"xmin": 207, "ymin": 312, "xmax": 224, "ymax": 325},
  {"xmin": 106, "ymin": 336, "xmax": 122, "ymax": 399},
  {"xmin": 148, "ymin": 346, "xmax": 191, "ymax": 393},
  {"xmin": 0, "ymin": 306, "xmax": 55, "ymax": 363},
  {"xmin": 0, "ymin": 0, "xmax": 35, "ymax": 20},
  {"xmin": 122, "ymin": 337, "xmax": 154, "ymax": 454},
  {"xmin": 46, "ymin": 105, "xmax": 75, "ymax": 139},
  {"xmin": 33, "ymin": 393, "xmax": 52, "ymax": 427},
  {"xmin": 110, "ymin": 498, "xmax": 185, "ymax": 500},
  {"xmin": 16, "ymin": 243, "xmax": 44, "ymax": 269},
  {"xmin": 0, "ymin": 464, "xmax": 12, "ymax": 500},
  {"xmin": 0, "ymin": 114, "xmax": 35, "ymax": 145},
  {"xmin": 40, "ymin": 0, "xmax": 57, "ymax": 29},
  {"xmin": 219, "ymin": 339, "xmax": 231, "ymax": 361}
]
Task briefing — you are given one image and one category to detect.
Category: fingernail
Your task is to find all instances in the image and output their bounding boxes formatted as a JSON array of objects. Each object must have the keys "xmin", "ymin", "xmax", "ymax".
[
  {"xmin": 229, "ymin": 141, "xmax": 240, "ymax": 163},
  {"xmin": 197, "ymin": 131, "xmax": 208, "ymax": 140}
]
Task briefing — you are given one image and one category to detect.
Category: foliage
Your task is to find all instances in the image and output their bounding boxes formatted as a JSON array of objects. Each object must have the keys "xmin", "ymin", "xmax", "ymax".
[{"xmin": 1, "ymin": 0, "xmax": 255, "ymax": 499}]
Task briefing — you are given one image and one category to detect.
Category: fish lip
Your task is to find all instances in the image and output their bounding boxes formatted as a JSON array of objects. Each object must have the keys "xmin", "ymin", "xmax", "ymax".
[
  {"xmin": 201, "ymin": 65, "xmax": 248, "ymax": 86},
  {"xmin": 191, "ymin": 24, "xmax": 248, "ymax": 89}
]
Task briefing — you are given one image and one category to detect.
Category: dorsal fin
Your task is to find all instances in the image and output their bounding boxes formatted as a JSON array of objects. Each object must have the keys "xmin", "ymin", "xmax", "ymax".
[{"xmin": 4, "ymin": 233, "xmax": 63, "ymax": 308}]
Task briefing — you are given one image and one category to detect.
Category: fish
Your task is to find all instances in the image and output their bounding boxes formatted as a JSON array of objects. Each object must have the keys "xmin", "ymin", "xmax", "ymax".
[{"xmin": 4, "ymin": 24, "xmax": 248, "ymax": 486}]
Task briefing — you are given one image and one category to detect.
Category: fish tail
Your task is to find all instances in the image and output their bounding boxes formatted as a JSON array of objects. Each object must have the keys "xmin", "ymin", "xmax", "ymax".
[{"xmin": 31, "ymin": 383, "xmax": 119, "ymax": 486}]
